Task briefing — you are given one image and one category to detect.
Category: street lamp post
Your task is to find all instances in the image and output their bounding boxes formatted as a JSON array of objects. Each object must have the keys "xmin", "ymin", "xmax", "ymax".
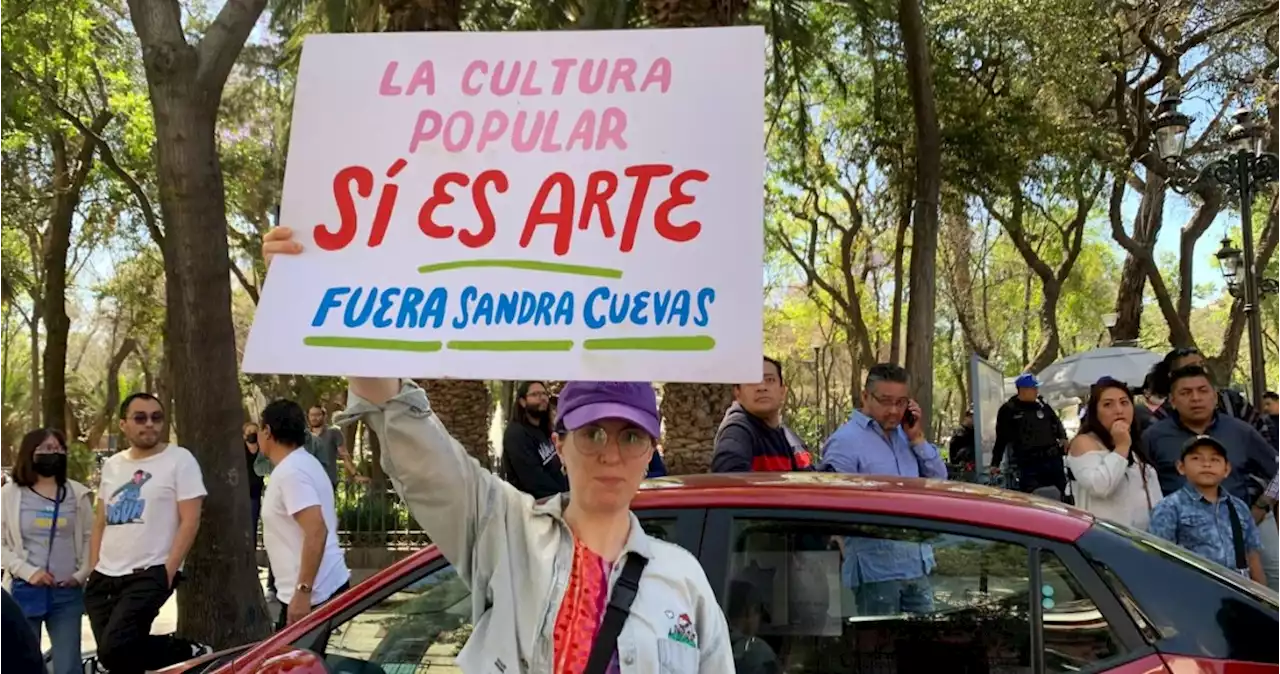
[{"xmin": 1152, "ymin": 98, "xmax": 1280, "ymax": 405}]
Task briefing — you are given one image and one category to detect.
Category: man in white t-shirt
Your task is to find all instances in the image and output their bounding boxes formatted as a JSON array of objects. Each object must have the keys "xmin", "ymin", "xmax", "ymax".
[
  {"xmin": 260, "ymin": 399, "xmax": 351, "ymax": 629},
  {"xmin": 85, "ymin": 393, "xmax": 209, "ymax": 674}
]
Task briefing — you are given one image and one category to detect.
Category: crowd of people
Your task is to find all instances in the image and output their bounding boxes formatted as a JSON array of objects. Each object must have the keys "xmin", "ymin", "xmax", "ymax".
[
  {"xmin": 499, "ymin": 345, "xmax": 1280, "ymax": 609},
  {"xmin": 945, "ymin": 348, "xmax": 1279, "ymax": 590},
  {"xmin": 2, "ymin": 232, "xmax": 1276, "ymax": 674},
  {"xmin": 0, "ymin": 394, "xmax": 358, "ymax": 673}
]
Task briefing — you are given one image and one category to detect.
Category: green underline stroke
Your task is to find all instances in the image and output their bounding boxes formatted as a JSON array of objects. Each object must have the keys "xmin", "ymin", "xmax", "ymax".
[
  {"xmin": 303, "ymin": 336, "xmax": 443, "ymax": 352},
  {"xmin": 447, "ymin": 340, "xmax": 575, "ymax": 352},
  {"xmin": 583, "ymin": 336, "xmax": 717, "ymax": 351},
  {"xmin": 417, "ymin": 259, "xmax": 624, "ymax": 279}
]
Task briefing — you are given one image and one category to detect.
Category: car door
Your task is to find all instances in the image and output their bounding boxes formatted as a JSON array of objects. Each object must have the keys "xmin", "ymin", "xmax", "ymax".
[
  {"xmin": 226, "ymin": 508, "xmax": 706, "ymax": 673},
  {"xmin": 697, "ymin": 508, "xmax": 1160, "ymax": 674}
]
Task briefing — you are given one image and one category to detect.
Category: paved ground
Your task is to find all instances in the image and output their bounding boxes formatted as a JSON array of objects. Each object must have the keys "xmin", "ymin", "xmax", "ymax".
[{"xmin": 41, "ymin": 570, "xmax": 280, "ymax": 655}]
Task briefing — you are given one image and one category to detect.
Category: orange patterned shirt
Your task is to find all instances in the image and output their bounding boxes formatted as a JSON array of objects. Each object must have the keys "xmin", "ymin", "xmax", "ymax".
[{"xmin": 551, "ymin": 538, "xmax": 621, "ymax": 674}]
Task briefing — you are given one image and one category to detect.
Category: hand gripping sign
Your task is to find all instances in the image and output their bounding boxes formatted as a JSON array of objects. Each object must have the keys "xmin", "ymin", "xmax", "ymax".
[{"xmin": 243, "ymin": 27, "xmax": 765, "ymax": 383}]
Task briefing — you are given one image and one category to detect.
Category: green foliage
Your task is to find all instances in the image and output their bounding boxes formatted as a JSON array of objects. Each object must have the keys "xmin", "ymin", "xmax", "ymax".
[
  {"xmin": 66, "ymin": 441, "xmax": 97, "ymax": 484},
  {"xmin": 336, "ymin": 488, "xmax": 413, "ymax": 542}
]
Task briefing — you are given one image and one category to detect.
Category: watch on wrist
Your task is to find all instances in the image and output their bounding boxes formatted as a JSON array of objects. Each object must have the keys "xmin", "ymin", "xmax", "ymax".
[{"xmin": 296, "ymin": 582, "xmax": 313, "ymax": 594}]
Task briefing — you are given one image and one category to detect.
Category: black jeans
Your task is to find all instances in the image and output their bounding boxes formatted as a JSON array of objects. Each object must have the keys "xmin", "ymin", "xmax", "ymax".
[
  {"xmin": 274, "ymin": 581, "xmax": 350, "ymax": 632},
  {"xmin": 84, "ymin": 565, "xmax": 201, "ymax": 674}
]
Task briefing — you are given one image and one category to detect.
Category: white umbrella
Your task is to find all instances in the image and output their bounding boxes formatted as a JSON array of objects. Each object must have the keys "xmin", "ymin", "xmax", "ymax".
[{"xmin": 1035, "ymin": 347, "xmax": 1163, "ymax": 401}]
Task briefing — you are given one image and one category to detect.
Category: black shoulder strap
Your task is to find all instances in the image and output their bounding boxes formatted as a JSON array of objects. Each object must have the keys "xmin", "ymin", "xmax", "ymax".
[
  {"xmin": 1224, "ymin": 497, "xmax": 1248, "ymax": 572},
  {"xmin": 584, "ymin": 553, "xmax": 649, "ymax": 674}
]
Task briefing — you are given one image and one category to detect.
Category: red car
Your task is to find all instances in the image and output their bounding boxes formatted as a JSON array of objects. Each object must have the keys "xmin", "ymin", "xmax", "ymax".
[{"xmin": 169, "ymin": 473, "xmax": 1278, "ymax": 673}]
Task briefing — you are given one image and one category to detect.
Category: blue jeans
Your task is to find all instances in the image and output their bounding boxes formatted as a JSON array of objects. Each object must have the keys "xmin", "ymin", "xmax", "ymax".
[
  {"xmin": 856, "ymin": 576, "xmax": 934, "ymax": 615},
  {"xmin": 26, "ymin": 586, "xmax": 84, "ymax": 674}
]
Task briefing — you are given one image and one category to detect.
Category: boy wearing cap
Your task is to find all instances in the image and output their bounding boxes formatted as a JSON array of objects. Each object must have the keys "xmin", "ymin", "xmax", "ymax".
[{"xmin": 1148, "ymin": 436, "xmax": 1266, "ymax": 584}]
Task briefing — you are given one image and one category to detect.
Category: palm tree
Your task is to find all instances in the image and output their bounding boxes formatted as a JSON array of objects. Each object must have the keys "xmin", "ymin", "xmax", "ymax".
[{"xmin": 635, "ymin": 0, "xmax": 750, "ymax": 476}]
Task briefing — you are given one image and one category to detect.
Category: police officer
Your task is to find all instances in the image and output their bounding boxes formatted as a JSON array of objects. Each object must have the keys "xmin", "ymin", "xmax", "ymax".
[{"xmin": 990, "ymin": 374, "xmax": 1067, "ymax": 494}]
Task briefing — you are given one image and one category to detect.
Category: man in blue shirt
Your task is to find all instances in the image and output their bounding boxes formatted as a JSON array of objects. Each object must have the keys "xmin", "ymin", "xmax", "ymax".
[
  {"xmin": 821, "ymin": 363, "xmax": 947, "ymax": 615},
  {"xmin": 1148, "ymin": 435, "xmax": 1265, "ymax": 584}
]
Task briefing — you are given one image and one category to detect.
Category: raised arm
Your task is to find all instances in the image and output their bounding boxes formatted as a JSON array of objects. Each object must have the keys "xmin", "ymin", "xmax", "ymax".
[{"xmin": 343, "ymin": 378, "xmax": 522, "ymax": 588}]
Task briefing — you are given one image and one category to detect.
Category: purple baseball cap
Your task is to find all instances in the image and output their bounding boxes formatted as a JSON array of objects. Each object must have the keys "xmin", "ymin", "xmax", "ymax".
[{"xmin": 556, "ymin": 381, "xmax": 661, "ymax": 438}]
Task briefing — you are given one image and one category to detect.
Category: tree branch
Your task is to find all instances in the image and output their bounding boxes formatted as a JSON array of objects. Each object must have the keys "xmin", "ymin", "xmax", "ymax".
[
  {"xmin": 1107, "ymin": 174, "xmax": 1195, "ymax": 347},
  {"xmin": 230, "ymin": 257, "xmax": 260, "ymax": 304},
  {"xmin": 6, "ymin": 65, "xmax": 164, "ymax": 247},
  {"xmin": 196, "ymin": 0, "xmax": 270, "ymax": 93},
  {"xmin": 1176, "ymin": 3, "xmax": 1279, "ymax": 55},
  {"xmin": 1176, "ymin": 191, "xmax": 1224, "ymax": 322}
]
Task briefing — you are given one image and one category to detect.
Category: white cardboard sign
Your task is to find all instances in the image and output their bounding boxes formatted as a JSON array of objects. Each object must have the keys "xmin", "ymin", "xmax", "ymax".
[{"xmin": 242, "ymin": 28, "xmax": 765, "ymax": 383}]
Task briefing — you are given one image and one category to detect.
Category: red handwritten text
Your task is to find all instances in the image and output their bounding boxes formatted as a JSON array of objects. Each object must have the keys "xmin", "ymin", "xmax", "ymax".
[{"xmin": 313, "ymin": 162, "xmax": 707, "ymax": 256}]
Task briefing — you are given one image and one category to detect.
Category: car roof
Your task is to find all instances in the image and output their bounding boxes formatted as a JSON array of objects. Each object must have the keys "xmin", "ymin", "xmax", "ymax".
[
  {"xmin": 634, "ymin": 472, "xmax": 1094, "ymax": 542},
  {"xmin": 329, "ymin": 474, "xmax": 1094, "ymax": 603}
]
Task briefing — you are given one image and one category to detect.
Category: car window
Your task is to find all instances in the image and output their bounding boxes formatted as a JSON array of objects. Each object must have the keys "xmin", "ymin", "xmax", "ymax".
[
  {"xmin": 323, "ymin": 564, "xmax": 472, "ymax": 673},
  {"xmin": 723, "ymin": 517, "xmax": 1032, "ymax": 673},
  {"xmin": 1078, "ymin": 520, "xmax": 1279, "ymax": 664},
  {"xmin": 1039, "ymin": 549, "xmax": 1125, "ymax": 672},
  {"xmin": 640, "ymin": 517, "xmax": 678, "ymax": 543},
  {"xmin": 1091, "ymin": 519, "xmax": 1278, "ymax": 606}
]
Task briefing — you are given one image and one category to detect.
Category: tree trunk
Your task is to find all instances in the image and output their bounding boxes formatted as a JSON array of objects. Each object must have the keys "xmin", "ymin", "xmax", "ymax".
[
  {"xmin": 126, "ymin": 0, "xmax": 272, "ymax": 646},
  {"xmin": 638, "ymin": 0, "xmax": 744, "ymax": 472},
  {"xmin": 419, "ymin": 380, "xmax": 493, "ymax": 469},
  {"xmin": 659, "ymin": 383, "xmax": 735, "ymax": 474},
  {"xmin": 1, "ymin": 311, "xmax": 13, "ymax": 465},
  {"xmin": 1028, "ymin": 281, "xmax": 1062, "ymax": 373},
  {"xmin": 1021, "ymin": 271, "xmax": 1032, "ymax": 367},
  {"xmin": 86, "ymin": 338, "xmax": 136, "ymax": 450},
  {"xmin": 1176, "ymin": 193, "xmax": 1223, "ymax": 324},
  {"xmin": 383, "ymin": 0, "xmax": 461, "ymax": 30},
  {"xmin": 889, "ymin": 204, "xmax": 909, "ymax": 365},
  {"xmin": 1110, "ymin": 176, "xmax": 1165, "ymax": 342},
  {"xmin": 41, "ymin": 118, "xmax": 110, "ymax": 433},
  {"xmin": 27, "ymin": 307, "xmax": 40, "ymax": 427},
  {"xmin": 899, "ymin": 0, "xmax": 942, "ymax": 432}
]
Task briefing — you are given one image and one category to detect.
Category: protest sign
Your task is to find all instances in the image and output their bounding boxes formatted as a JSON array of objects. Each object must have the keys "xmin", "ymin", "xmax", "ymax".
[{"xmin": 242, "ymin": 27, "xmax": 765, "ymax": 382}]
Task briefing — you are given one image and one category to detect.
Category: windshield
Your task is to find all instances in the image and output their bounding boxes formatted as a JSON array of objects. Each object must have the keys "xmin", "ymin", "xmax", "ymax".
[{"xmin": 1091, "ymin": 519, "xmax": 1279, "ymax": 608}]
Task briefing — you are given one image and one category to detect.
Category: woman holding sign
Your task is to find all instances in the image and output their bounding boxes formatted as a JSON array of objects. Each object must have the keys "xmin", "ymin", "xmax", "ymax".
[{"xmin": 262, "ymin": 227, "xmax": 731, "ymax": 673}]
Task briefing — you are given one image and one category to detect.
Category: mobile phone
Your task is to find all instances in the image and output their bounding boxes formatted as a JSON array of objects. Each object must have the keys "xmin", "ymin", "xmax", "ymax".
[{"xmin": 903, "ymin": 407, "xmax": 917, "ymax": 426}]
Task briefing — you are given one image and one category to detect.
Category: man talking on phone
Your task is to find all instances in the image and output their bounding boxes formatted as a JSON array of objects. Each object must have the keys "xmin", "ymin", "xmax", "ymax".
[
  {"xmin": 819, "ymin": 363, "xmax": 946, "ymax": 615},
  {"xmin": 820, "ymin": 363, "xmax": 947, "ymax": 480}
]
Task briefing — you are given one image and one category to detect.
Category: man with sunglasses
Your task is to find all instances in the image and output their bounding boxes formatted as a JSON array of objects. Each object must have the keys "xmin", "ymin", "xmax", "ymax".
[{"xmin": 85, "ymin": 393, "xmax": 209, "ymax": 674}]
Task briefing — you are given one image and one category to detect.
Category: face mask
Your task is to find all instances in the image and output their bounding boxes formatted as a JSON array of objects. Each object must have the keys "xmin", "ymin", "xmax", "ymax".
[
  {"xmin": 33, "ymin": 453, "xmax": 66, "ymax": 477},
  {"xmin": 245, "ymin": 432, "xmax": 258, "ymax": 444}
]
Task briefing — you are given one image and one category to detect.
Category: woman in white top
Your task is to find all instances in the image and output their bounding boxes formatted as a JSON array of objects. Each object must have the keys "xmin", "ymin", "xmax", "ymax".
[{"xmin": 1065, "ymin": 377, "xmax": 1163, "ymax": 530}]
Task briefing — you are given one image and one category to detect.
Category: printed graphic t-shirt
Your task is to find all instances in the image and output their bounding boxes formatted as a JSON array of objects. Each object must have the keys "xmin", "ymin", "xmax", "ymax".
[
  {"xmin": 96, "ymin": 445, "xmax": 206, "ymax": 577},
  {"xmin": 18, "ymin": 488, "xmax": 77, "ymax": 583},
  {"xmin": 552, "ymin": 538, "xmax": 621, "ymax": 674}
]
